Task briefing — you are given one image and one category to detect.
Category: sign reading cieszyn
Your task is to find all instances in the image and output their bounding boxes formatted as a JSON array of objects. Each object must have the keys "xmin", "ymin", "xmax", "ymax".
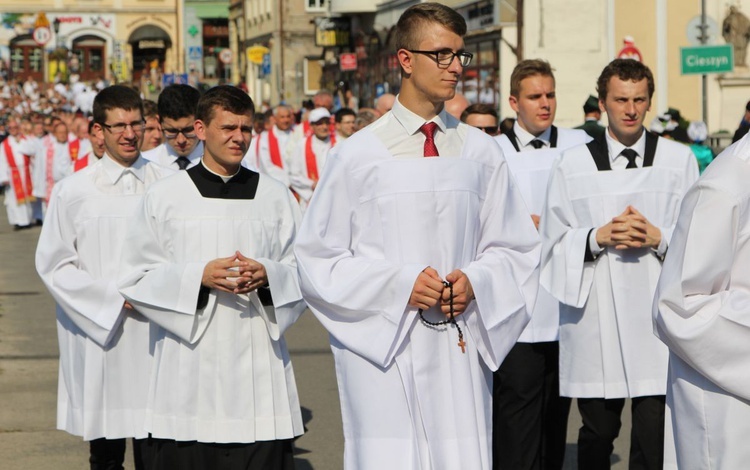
[{"xmin": 680, "ymin": 44, "xmax": 734, "ymax": 75}]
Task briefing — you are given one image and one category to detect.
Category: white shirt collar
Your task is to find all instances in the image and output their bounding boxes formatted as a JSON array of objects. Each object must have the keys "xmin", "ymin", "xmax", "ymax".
[
  {"xmin": 605, "ymin": 127, "xmax": 647, "ymax": 163},
  {"xmin": 513, "ymin": 121, "xmax": 552, "ymax": 148},
  {"xmin": 101, "ymin": 153, "xmax": 147, "ymax": 184},
  {"xmin": 200, "ymin": 157, "xmax": 240, "ymax": 182},
  {"xmin": 391, "ymin": 95, "xmax": 449, "ymax": 136}
]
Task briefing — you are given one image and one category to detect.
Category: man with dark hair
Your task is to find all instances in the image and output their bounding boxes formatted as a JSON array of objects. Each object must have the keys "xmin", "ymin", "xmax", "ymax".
[
  {"xmin": 540, "ymin": 58, "xmax": 699, "ymax": 469},
  {"xmin": 295, "ymin": 3, "xmax": 541, "ymax": 468},
  {"xmin": 119, "ymin": 85, "xmax": 305, "ymax": 469},
  {"xmin": 0, "ymin": 115, "xmax": 37, "ymax": 229},
  {"xmin": 142, "ymin": 84, "xmax": 202, "ymax": 170},
  {"xmin": 575, "ymin": 95, "xmax": 606, "ymax": 139},
  {"xmin": 460, "ymin": 103, "xmax": 499, "ymax": 135},
  {"xmin": 334, "ymin": 107, "xmax": 356, "ymax": 141},
  {"xmin": 492, "ymin": 59, "xmax": 590, "ymax": 470},
  {"xmin": 70, "ymin": 119, "xmax": 106, "ymax": 172},
  {"xmin": 36, "ymin": 85, "xmax": 172, "ymax": 470}
]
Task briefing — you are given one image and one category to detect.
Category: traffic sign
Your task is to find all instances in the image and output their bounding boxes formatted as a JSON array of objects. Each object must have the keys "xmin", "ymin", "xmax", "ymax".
[
  {"xmin": 340, "ymin": 53, "xmax": 357, "ymax": 71},
  {"xmin": 686, "ymin": 16, "xmax": 719, "ymax": 45},
  {"xmin": 261, "ymin": 54, "xmax": 271, "ymax": 76},
  {"xmin": 32, "ymin": 27, "xmax": 52, "ymax": 46},
  {"xmin": 188, "ymin": 46, "xmax": 202, "ymax": 61},
  {"xmin": 219, "ymin": 48, "xmax": 232, "ymax": 65},
  {"xmin": 680, "ymin": 44, "xmax": 733, "ymax": 75}
]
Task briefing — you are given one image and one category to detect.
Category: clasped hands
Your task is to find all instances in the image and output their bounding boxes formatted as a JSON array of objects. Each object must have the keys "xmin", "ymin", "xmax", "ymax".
[
  {"xmin": 408, "ymin": 267, "xmax": 474, "ymax": 317},
  {"xmin": 201, "ymin": 251, "xmax": 268, "ymax": 294},
  {"xmin": 596, "ymin": 205, "xmax": 661, "ymax": 250}
]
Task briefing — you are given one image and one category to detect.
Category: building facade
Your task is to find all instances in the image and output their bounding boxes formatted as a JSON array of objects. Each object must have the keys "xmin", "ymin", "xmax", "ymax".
[{"xmin": 0, "ymin": 0, "xmax": 180, "ymax": 91}]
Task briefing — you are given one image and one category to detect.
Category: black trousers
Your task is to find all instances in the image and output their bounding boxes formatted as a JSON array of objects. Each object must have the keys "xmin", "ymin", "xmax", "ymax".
[
  {"xmin": 492, "ymin": 341, "xmax": 571, "ymax": 470},
  {"xmin": 90, "ymin": 438, "xmax": 149, "ymax": 470},
  {"xmin": 138, "ymin": 436, "xmax": 296, "ymax": 470},
  {"xmin": 577, "ymin": 395, "xmax": 665, "ymax": 470}
]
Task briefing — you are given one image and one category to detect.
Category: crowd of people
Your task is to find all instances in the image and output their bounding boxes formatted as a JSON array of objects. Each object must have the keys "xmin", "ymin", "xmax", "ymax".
[{"xmin": 1, "ymin": 2, "xmax": 750, "ymax": 470}]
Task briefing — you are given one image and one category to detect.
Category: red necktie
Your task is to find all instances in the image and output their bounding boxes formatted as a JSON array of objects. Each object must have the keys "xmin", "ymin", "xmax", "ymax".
[{"xmin": 420, "ymin": 122, "xmax": 439, "ymax": 157}]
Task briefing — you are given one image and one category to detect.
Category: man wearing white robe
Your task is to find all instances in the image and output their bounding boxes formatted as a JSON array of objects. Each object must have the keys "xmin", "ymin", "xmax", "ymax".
[
  {"xmin": 119, "ymin": 85, "xmax": 305, "ymax": 469},
  {"xmin": 141, "ymin": 84, "xmax": 203, "ymax": 171},
  {"xmin": 0, "ymin": 115, "xmax": 36, "ymax": 229},
  {"xmin": 35, "ymin": 86, "xmax": 171, "ymax": 469},
  {"xmin": 492, "ymin": 59, "xmax": 591, "ymax": 470},
  {"xmin": 294, "ymin": 4, "xmax": 541, "ymax": 469},
  {"xmin": 31, "ymin": 122, "xmax": 76, "ymax": 213},
  {"xmin": 288, "ymin": 107, "xmax": 334, "ymax": 210},
  {"xmin": 540, "ymin": 59, "xmax": 698, "ymax": 469},
  {"xmin": 653, "ymin": 135, "xmax": 750, "ymax": 469},
  {"xmin": 256, "ymin": 104, "xmax": 295, "ymax": 186}
]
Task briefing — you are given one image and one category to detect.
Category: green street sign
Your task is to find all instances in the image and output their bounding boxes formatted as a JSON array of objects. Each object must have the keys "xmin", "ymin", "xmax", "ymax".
[{"xmin": 680, "ymin": 44, "xmax": 734, "ymax": 75}]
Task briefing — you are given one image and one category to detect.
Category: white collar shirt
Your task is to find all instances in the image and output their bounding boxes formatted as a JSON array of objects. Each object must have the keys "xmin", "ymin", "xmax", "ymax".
[{"xmin": 368, "ymin": 96, "xmax": 465, "ymax": 158}]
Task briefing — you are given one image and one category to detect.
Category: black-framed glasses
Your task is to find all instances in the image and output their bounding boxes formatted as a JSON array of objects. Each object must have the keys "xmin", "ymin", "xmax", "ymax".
[
  {"xmin": 101, "ymin": 121, "xmax": 146, "ymax": 135},
  {"xmin": 163, "ymin": 126, "xmax": 197, "ymax": 139},
  {"xmin": 407, "ymin": 49, "xmax": 473, "ymax": 67}
]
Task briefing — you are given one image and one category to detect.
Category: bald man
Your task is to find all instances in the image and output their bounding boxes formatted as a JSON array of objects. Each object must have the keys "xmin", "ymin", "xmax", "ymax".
[
  {"xmin": 375, "ymin": 93, "xmax": 396, "ymax": 116},
  {"xmin": 445, "ymin": 92, "xmax": 470, "ymax": 120}
]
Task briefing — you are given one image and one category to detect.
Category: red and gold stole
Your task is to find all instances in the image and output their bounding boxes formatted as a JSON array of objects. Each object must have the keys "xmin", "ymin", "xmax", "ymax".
[{"xmin": 3, "ymin": 138, "xmax": 34, "ymax": 203}]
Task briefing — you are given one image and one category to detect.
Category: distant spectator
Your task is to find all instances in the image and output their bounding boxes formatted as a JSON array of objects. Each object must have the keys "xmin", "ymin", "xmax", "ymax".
[
  {"xmin": 575, "ymin": 95, "xmax": 606, "ymax": 139},
  {"xmin": 460, "ymin": 103, "xmax": 499, "ymax": 136},
  {"xmin": 687, "ymin": 121, "xmax": 714, "ymax": 173}
]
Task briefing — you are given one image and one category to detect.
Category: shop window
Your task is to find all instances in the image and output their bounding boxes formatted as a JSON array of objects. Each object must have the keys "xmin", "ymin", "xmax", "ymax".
[
  {"xmin": 9, "ymin": 35, "xmax": 43, "ymax": 82},
  {"xmin": 73, "ymin": 35, "xmax": 106, "ymax": 81}
]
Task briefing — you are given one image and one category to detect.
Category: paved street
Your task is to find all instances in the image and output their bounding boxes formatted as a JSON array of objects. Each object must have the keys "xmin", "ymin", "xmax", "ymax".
[{"xmin": 0, "ymin": 193, "xmax": 630, "ymax": 469}]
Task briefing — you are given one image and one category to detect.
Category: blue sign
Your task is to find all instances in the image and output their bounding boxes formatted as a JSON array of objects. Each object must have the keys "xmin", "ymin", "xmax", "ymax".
[
  {"xmin": 162, "ymin": 73, "xmax": 190, "ymax": 88},
  {"xmin": 375, "ymin": 84, "xmax": 385, "ymax": 97},
  {"xmin": 188, "ymin": 46, "xmax": 202, "ymax": 61},
  {"xmin": 262, "ymin": 53, "xmax": 271, "ymax": 76}
]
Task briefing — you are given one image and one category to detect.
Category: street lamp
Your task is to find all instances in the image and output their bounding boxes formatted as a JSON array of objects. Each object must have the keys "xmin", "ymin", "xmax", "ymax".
[{"xmin": 52, "ymin": 18, "xmax": 61, "ymax": 82}]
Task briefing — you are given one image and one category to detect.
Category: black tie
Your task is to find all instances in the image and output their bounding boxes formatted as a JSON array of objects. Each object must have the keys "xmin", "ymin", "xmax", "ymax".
[
  {"xmin": 530, "ymin": 139, "xmax": 545, "ymax": 149},
  {"xmin": 621, "ymin": 148, "xmax": 638, "ymax": 169},
  {"xmin": 176, "ymin": 156, "xmax": 190, "ymax": 170}
]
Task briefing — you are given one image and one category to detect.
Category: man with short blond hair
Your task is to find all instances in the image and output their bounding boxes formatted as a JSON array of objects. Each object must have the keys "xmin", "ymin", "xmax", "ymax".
[
  {"xmin": 492, "ymin": 59, "xmax": 590, "ymax": 470},
  {"xmin": 295, "ymin": 3, "xmax": 540, "ymax": 468}
]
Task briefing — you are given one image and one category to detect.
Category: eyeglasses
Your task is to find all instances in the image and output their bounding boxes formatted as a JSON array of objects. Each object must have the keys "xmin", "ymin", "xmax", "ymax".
[
  {"xmin": 102, "ymin": 121, "xmax": 146, "ymax": 135},
  {"xmin": 407, "ymin": 49, "xmax": 473, "ymax": 68},
  {"xmin": 162, "ymin": 126, "xmax": 197, "ymax": 139},
  {"xmin": 476, "ymin": 126, "xmax": 499, "ymax": 135}
]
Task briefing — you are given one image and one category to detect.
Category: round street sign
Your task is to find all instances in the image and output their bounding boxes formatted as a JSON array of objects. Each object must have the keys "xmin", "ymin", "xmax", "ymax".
[
  {"xmin": 219, "ymin": 48, "xmax": 233, "ymax": 65},
  {"xmin": 686, "ymin": 16, "xmax": 719, "ymax": 46},
  {"xmin": 32, "ymin": 27, "xmax": 52, "ymax": 46}
]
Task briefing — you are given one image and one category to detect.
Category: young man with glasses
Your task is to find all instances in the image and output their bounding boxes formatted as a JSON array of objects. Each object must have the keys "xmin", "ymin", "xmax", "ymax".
[
  {"xmin": 295, "ymin": 3, "xmax": 541, "ymax": 469},
  {"xmin": 119, "ymin": 85, "xmax": 305, "ymax": 469},
  {"xmin": 491, "ymin": 59, "xmax": 591, "ymax": 470},
  {"xmin": 460, "ymin": 103, "xmax": 499, "ymax": 136},
  {"xmin": 36, "ymin": 85, "xmax": 172, "ymax": 469},
  {"xmin": 142, "ymin": 84, "xmax": 202, "ymax": 170}
]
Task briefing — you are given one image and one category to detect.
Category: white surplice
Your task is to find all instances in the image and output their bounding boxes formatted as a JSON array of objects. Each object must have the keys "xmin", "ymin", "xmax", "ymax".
[
  {"xmin": 654, "ymin": 136, "xmax": 750, "ymax": 469},
  {"xmin": 288, "ymin": 135, "xmax": 332, "ymax": 210},
  {"xmin": 294, "ymin": 100, "xmax": 541, "ymax": 470},
  {"xmin": 35, "ymin": 155, "xmax": 171, "ymax": 440},
  {"xmin": 118, "ymin": 166, "xmax": 306, "ymax": 443},
  {"xmin": 541, "ymin": 131, "xmax": 698, "ymax": 398},
  {"xmin": 141, "ymin": 141, "xmax": 203, "ymax": 171},
  {"xmin": 497, "ymin": 127, "xmax": 591, "ymax": 342},
  {"xmin": 255, "ymin": 125, "xmax": 294, "ymax": 186},
  {"xmin": 31, "ymin": 137, "xmax": 74, "ymax": 203},
  {"xmin": 0, "ymin": 134, "xmax": 36, "ymax": 226}
]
